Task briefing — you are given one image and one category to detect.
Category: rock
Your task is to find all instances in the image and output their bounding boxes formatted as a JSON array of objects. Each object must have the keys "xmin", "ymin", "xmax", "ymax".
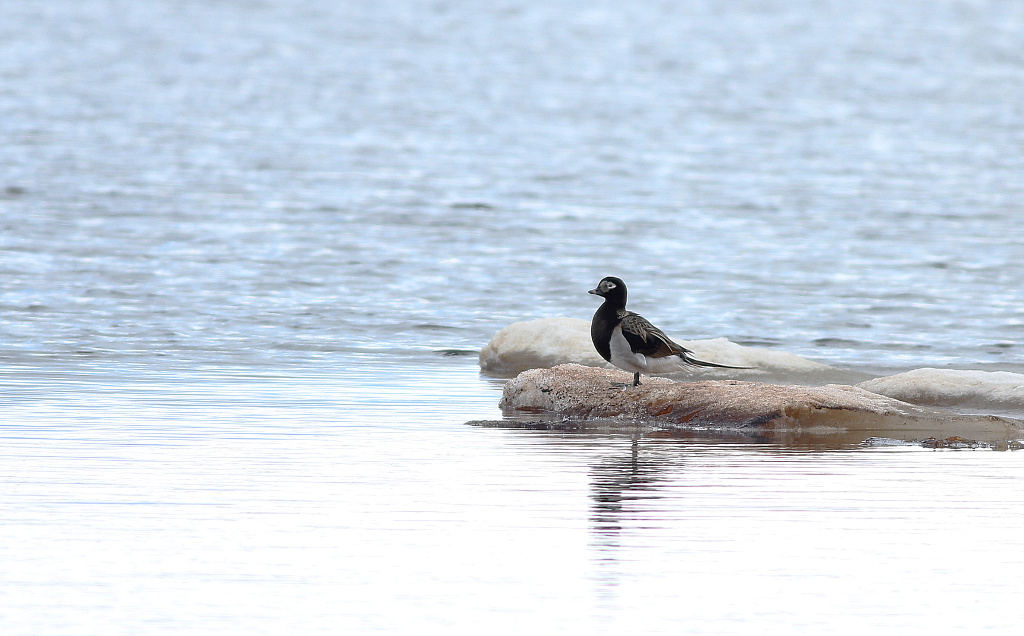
[{"xmin": 499, "ymin": 364, "xmax": 1022, "ymax": 442}]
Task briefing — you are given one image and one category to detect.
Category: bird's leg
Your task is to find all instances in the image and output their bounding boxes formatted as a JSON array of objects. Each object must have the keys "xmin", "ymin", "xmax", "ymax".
[{"xmin": 609, "ymin": 372, "xmax": 643, "ymax": 389}]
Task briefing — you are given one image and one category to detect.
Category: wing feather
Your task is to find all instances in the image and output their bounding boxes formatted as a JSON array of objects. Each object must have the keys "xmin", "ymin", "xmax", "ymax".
[
  {"xmin": 617, "ymin": 311, "xmax": 686, "ymax": 358},
  {"xmin": 617, "ymin": 310, "xmax": 752, "ymax": 370}
]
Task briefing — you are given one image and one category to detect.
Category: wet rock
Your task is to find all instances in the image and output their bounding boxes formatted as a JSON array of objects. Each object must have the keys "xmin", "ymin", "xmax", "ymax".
[{"xmin": 500, "ymin": 364, "xmax": 1023, "ymax": 442}]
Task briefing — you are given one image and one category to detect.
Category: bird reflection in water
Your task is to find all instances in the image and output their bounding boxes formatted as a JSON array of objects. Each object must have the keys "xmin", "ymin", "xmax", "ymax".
[{"xmin": 587, "ymin": 435, "xmax": 676, "ymax": 599}]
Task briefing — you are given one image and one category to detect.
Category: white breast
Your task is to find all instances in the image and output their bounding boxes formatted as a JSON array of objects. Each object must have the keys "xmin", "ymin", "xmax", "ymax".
[{"xmin": 607, "ymin": 325, "xmax": 685, "ymax": 374}]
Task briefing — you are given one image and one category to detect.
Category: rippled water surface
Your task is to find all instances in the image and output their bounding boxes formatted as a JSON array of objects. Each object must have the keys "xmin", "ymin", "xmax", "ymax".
[
  {"xmin": 4, "ymin": 0, "xmax": 1024, "ymax": 371},
  {"xmin": 3, "ymin": 0, "xmax": 1024, "ymax": 633}
]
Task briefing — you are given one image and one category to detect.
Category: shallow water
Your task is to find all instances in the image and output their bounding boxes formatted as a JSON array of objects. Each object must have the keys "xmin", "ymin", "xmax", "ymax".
[{"xmin": 3, "ymin": 0, "xmax": 1024, "ymax": 632}]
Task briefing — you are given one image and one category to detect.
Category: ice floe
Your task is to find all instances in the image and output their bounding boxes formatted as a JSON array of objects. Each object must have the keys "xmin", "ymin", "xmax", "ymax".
[
  {"xmin": 479, "ymin": 318, "xmax": 606, "ymax": 375},
  {"xmin": 479, "ymin": 317, "xmax": 831, "ymax": 378},
  {"xmin": 859, "ymin": 369, "xmax": 1024, "ymax": 415}
]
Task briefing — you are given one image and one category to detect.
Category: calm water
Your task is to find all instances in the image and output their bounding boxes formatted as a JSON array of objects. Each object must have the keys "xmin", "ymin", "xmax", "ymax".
[
  {"xmin": 2, "ymin": 363, "xmax": 1023, "ymax": 634},
  {"xmin": 2, "ymin": 0, "xmax": 1024, "ymax": 633}
]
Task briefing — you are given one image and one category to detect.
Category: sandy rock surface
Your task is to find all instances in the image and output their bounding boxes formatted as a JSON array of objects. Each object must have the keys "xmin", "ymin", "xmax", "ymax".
[{"xmin": 500, "ymin": 364, "xmax": 1022, "ymax": 442}]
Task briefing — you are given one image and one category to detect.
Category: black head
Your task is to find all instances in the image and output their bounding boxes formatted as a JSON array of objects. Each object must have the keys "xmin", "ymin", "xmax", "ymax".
[{"xmin": 588, "ymin": 276, "xmax": 627, "ymax": 304}]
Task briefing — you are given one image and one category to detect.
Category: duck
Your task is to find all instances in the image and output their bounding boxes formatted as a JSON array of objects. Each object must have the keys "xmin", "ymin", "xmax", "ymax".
[{"xmin": 588, "ymin": 276, "xmax": 749, "ymax": 386}]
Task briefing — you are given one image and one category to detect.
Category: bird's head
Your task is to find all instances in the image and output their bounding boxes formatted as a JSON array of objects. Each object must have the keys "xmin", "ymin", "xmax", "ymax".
[{"xmin": 588, "ymin": 276, "xmax": 627, "ymax": 303}]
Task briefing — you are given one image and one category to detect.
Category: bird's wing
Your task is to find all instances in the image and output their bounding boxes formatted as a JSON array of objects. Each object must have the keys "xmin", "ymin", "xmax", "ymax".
[{"xmin": 617, "ymin": 311, "xmax": 687, "ymax": 358}]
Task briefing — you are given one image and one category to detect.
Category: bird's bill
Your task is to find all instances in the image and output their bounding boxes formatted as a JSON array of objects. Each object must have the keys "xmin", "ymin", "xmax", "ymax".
[{"xmin": 588, "ymin": 288, "xmax": 601, "ymax": 296}]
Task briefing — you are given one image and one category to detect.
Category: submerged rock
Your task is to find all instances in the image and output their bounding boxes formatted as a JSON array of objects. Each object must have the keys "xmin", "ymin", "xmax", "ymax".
[
  {"xmin": 479, "ymin": 317, "xmax": 831, "ymax": 377},
  {"xmin": 500, "ymin": 364, "xmax": 1022, "ymax": 442}
]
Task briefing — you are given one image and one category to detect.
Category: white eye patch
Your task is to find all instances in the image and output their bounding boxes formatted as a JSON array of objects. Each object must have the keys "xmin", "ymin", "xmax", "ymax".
[{"xmin": 601, "ymin": 280, "xmax": 617, "ymax": 291}]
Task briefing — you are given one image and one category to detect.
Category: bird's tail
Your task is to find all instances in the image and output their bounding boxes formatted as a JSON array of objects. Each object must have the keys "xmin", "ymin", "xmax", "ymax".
[{"xmin": 679, "ymin": 351, "xmax": 754, "ymax": 370}]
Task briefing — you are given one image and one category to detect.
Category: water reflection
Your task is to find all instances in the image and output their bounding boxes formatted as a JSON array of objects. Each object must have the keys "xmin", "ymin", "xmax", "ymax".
[
  {"xmin": 590, "ymin": 439, "xmax": 664, "ymax": 537},
  {"xmin": 471, "ymin": 414, "xmax": 1023, "ymax": 612},
  {"xmin": 586, "ymin": 436, "xmax": 668, "ymax": 603},
  {"xmin": 589, "ymin": 437, "xmax": 664, "ymax": 554}
]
